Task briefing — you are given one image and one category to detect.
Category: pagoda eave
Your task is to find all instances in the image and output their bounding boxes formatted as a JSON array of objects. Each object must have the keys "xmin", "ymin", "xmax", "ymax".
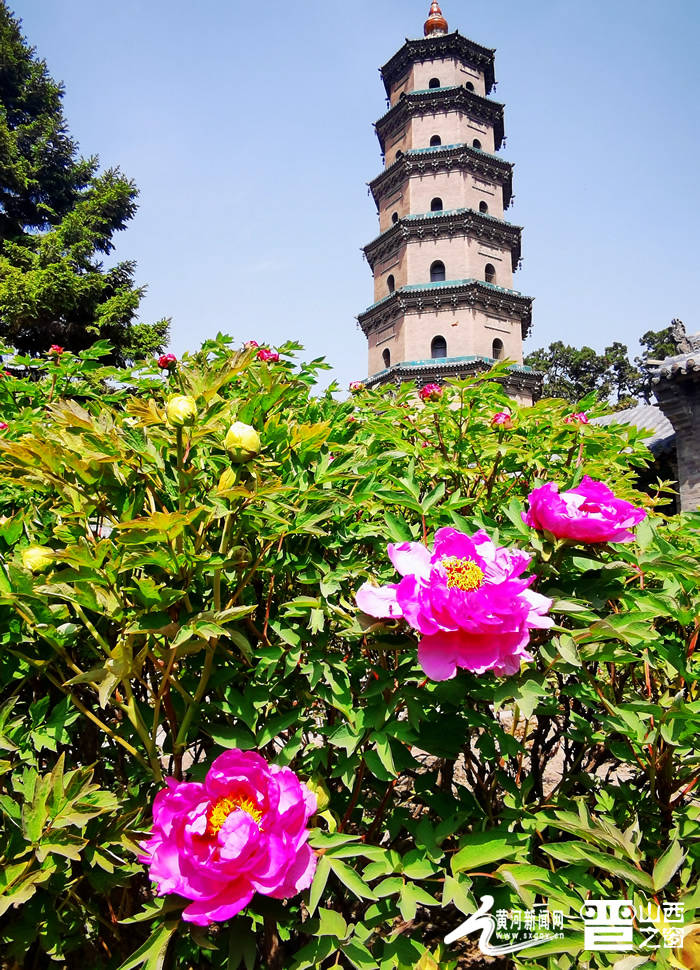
[
  {"xmin": 363, "ymin": 208, "xmax": 522, "ymax": 272},
  {"xmin": 357, "ymin": 280, "xmax": 534, "ymax": 339},
  {"xmin": 364, "ymin": 356, "xmax": 542, "ymax": 399},
  {"xmin": 375, "ymin": 87, "xmax": 505, "ymax": 153},
  {"xmin": 379, "ymin": 31, "xmax": 496, "ymax": 97},
  {"xmin": 369, "ymin": 145, "xmax": 513, "ymax": 208}
]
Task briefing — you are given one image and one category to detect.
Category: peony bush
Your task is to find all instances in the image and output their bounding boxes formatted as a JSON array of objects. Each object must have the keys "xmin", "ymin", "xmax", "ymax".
[{"xmin": 0, "ymin": 338, "xmax": 697, "ymax": 970}]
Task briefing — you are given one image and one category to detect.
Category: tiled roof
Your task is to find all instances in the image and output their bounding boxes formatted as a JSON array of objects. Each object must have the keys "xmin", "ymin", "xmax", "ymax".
[
  {"xmin": 648, "ymin": 341, "xmax": 700, "ymax": 382},
  {"xmin": 361, "ymin": 278, "xmax": 526, "ymax": 315},
  {"xmin": 593, "ymin": 404, "xmax": 675, "ymax": 453},
  {"xmin": 403, "ymin": 207, "xmax": 515, "ymax": 227}
]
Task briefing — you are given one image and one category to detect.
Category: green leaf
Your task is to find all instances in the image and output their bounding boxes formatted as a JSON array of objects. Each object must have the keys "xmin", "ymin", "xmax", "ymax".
[
  {"xmin": 327, "ymin": 858, "xmax": 378, "ymax": 900},
  {"xmin": 115, "ymin": 922, "xmax": 179, "ymax": 970},
  {"xmin": 451, "ymin": 830, "xmax": 525, "ymax": 874},
  {"xmin": 652, "ymin": 840, "xmax": 685, "ymax": 891},
  {"xmin": 317, "ymin": 907, "xmax": 348, "ymax": 938},
  {"xmin": 307, "ymin": 854, "xmax": 330, "ymax": 917}
]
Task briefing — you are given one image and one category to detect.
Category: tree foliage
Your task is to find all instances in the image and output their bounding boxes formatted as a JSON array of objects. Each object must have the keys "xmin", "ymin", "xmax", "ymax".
[
  {"xmin": 524, "ymin": 326, "xmax": 675, "ymax": 409},
  {"xmin": 0, "ymin": 339, "xmax": 696, "ymax": 969},
  {"xmin": 0, "ymin": 2, "xmax": 168, "ymax": 362}
]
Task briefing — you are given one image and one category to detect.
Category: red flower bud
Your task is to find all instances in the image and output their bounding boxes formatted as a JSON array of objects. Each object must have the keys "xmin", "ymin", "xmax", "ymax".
[
  {"xmin": 257, "ymin": 348, "xmax": 280, "ymax": 363},
  {"xmin": 419, "ymin": 383, "xmax": 442, "ymax": 402},
  {"xmin": 158, "ymin": 353, "xmax": 177, "ymax": 369}
]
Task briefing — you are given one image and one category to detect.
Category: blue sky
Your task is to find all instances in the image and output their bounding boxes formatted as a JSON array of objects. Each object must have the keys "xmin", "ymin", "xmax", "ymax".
[{"xmin": 10, "ymin": 0, "xmax": 700, "ymax": 389}]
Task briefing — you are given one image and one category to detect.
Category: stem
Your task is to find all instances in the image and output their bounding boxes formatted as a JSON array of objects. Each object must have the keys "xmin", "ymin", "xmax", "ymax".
[
  {"xmin": 44, "ymin": 671, "xmax": 149, "ymax": 770},
  {"xmin": 174, "ymin": 640, "xmax": 218, "ymax": 752},
  {"xmin": 72, "ymin": 603, "xmax": 112, "ymax": 656},
  {"xmin": 122, "ymin": 678, "xmax": 163, "ymax": 782}
]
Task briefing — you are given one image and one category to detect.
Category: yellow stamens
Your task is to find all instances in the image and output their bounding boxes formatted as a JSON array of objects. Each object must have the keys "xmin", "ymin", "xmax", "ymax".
[
  {"xmin": 442, "ymin": 556, "xmax": 484, "ymax": 592},
  {"xmin": 207, "ymin": 794, "xmax": 263, "ymax": 836}
]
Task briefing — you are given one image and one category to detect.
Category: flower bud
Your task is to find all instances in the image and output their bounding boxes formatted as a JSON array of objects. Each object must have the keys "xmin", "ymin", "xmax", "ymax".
[
  {"xmin": 49, "ymin": 344, "xmax": 64, "ymax": 356},
  {"xmin": 243, "ymin": 340, "xmax": 259, "ymax": 350},
  {"xmin": 158, "ymin": 353, "xmax": 177, "ymax": 369},
  {"xmin": 22, "ymin": 544, "xmax": 53, "ymax": 573},
  {"xmin": 564, "ymin": 412, "xmax": 589, "ymax": 425},
  {"xmin": 491, "ymin": 411, "xmax": 512, "ymax": 429},
  {"xmin": 224, "ymin": 421, "xmax": 260, "ymax": 463},
  {"xmin": 165, "ymin": 395, "xmax": 198, "ymax": 426},
  {"xmin": 0, "ymin": 422, "xmax": 7, "ymax": 431},
  {"xmin": 419, "ymin": 383, "xmax": 442, "ymax": 402},
  {"xmin": 349, "ymin": 380, "xmax": 363, "ymax": 393},
  {"xmin": 305, "ymin": 775, "xmax": 330, "ymax": 813},
  {"xmin": 257, "ymin": 348, "xmax": 280, "ymax": 363}
]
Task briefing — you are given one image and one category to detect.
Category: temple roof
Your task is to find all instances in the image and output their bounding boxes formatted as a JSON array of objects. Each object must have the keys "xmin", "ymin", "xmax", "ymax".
[
  {"xmin": 380, "ymin": 31, "xmax": 496, "ymax": 97},
  {"xmin": 357, "ymin": 278, "xmax": 533, "ymax": 338},
  {"xmin": 375, "ymin": 86, "xmax": 504, "ymax": 153},
  {"xmin": 369, "ymin": 144, "xmax": 513, "ymax": 208},
  {"xmin": 648, "ymin": 344, "xmax": 700, "ymax": 383},
  {"xmin": 363, "ymin": 207, "xmax": 522, "ymax": 271},
  {"xmin": 594, "ymin": 405, "xmax": 675, "ymax": 454}
]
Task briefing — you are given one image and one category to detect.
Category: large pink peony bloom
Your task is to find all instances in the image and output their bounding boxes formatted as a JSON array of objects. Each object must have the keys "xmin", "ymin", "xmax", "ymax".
[
  {"xmin": 356, "ymin": 528, "xmax": 552, "ymax": 681},
  {"xmin": 139, "ymin": 749, "xmax": 317, "ymax": 926},
  {"xmin": 523, "ymin": 476, "xmax": 646, "ymax": 543}
]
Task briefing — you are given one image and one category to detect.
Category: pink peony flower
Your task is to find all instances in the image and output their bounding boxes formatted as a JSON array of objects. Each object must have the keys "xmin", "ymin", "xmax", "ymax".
[
  {"xmin": 0, "ymin": 422, "xmax": 7, "ymax": 431},
  {"xmin": 244, "ymin": 340, "xmax": 259, "ymax": 350},
  {"xmin": 257, "ymin": 348, "xmax": 280, "ymax": 363},
  {"xmin": 349, "ymin": 380, "xmax": 364, "ymax": 393},
  {"xmin": 356, "ymin": 528, "xmax": 552, "ymax": 681},
  {"xmin": 49, "ymin": 344, "xmax": 64, "ymax": 356},
  {"xmin": 158, "ymin": 353, "xmax": 177, "ymax": 369},
  {"xmin": 523, "ymin": 476, "xmax": 646, "ymax": 543},
  {"xmin": 563, "ymin": 412, "xmax": 589, "ymax": 425},
  {"xmin": 419, "ymin": 383, "xmax": 442, "ymax": 402},
  {"xmin": 139, "ymin": 749, "xmax": 317, "ymax": 926},
  {"xmin": 491, "ymin": 411, "xmax": 512, "ymax": 428}
]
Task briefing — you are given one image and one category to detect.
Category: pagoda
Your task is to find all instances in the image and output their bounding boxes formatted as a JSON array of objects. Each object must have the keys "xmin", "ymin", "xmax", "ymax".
[{"xmin": 358, "ymin": 2, "xmax": 541, "ymax": 403}]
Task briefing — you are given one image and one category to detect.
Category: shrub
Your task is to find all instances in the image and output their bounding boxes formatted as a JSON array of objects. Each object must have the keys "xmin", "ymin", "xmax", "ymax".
[{"xmin": 0, "ymin": 338, "xmax": 697, "ymax": 969}]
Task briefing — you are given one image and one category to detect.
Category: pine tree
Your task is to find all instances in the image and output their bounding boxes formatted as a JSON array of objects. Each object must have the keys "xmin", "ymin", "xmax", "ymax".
[{"xmin": 0, "ymin": 3, "xmax": 168, "ymax": 361}]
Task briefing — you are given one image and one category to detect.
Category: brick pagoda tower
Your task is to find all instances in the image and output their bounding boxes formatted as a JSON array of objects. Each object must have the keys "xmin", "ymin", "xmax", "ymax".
[{"xmin": 358, "ymin": 2, "xmax": 540, "ymax": 403}]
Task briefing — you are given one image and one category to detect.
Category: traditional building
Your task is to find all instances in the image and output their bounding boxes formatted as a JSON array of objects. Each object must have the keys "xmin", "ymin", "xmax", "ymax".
[{"xmin": 358, "ymin": 2, "xmax": 540, "ymax": 403}]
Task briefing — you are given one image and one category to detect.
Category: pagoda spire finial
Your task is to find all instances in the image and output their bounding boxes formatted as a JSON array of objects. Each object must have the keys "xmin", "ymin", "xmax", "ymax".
[{"xmin": 424, "ymin": 1, "xmax": 448, "ymax": 36}]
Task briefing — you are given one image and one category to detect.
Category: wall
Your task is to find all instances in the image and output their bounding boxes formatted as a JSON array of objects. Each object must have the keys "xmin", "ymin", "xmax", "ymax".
[{"xmin": 389, "ymin": 57, "xmax": 485, "ymax": 105}]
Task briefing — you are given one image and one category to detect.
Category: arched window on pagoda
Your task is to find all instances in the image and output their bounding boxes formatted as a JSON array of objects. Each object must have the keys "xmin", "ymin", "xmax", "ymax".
[
  {"xmin": 472, "ymin": 139, "xmax": 482, "ymax": 149},
  {"xmin": 428, "ymin": 77, "xmax": 440, "ymax": 88},
  {"xmin": 484, "ymin": 263, "xmax": 496, "ymax": 284},
  {"xmin": 430, "ymin": 134, "xmax": 442, "ymax": 147},
  {"xmin": 492, "ymin": 339, "xmax": 504, "ymax": 360},
  {"xmin": 430, "ymin": 260, "xmax": 446, "ymax": 282},
  {"xmin": 430, "ymin": 197, "xmax": 443, "ymax": 212},
  {"xmin": 479, "ymin": 201, "xmax": 489, "ymax": 213},
  {"xmin": 391, "ymin": 211, "xmax": 399, "ymax": 224},
  {"xmin": 465, "ymin": 82, "xmax": 475, "ymax": 91},
  {"xmin": 387, "ymin": 274, "xmax": 395, "ymax": 293},
  {"xmin": 431, "ymin": 336, "xmax": 447, "ymax": 359},
  {"xmin": 395, "ymin": 150, "xmax": 403, "ymax": 161},
  {"xmin": 383, "ymin": 348, "xmax": 391, "ymax": 368}
]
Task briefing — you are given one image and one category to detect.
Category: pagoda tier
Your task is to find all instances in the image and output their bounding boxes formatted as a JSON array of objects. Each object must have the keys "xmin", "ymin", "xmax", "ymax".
[
  {"xmin": 363, "ymin": 209, "xmax": 522, "ymax": 275},
  {"xmin": 369, "ymin": 145, "xmax": 513, "ymax": 219},
  {"xmin": 375, "ymin": 87, "xmax": 505, "ymax": 158},
  {"xmin": 380, "ymin": 32, "xmax": 496, "ymax": 99},
  {"xmin": 358, "ymin": 279, "xmax": 532, "ymax": 335}
]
